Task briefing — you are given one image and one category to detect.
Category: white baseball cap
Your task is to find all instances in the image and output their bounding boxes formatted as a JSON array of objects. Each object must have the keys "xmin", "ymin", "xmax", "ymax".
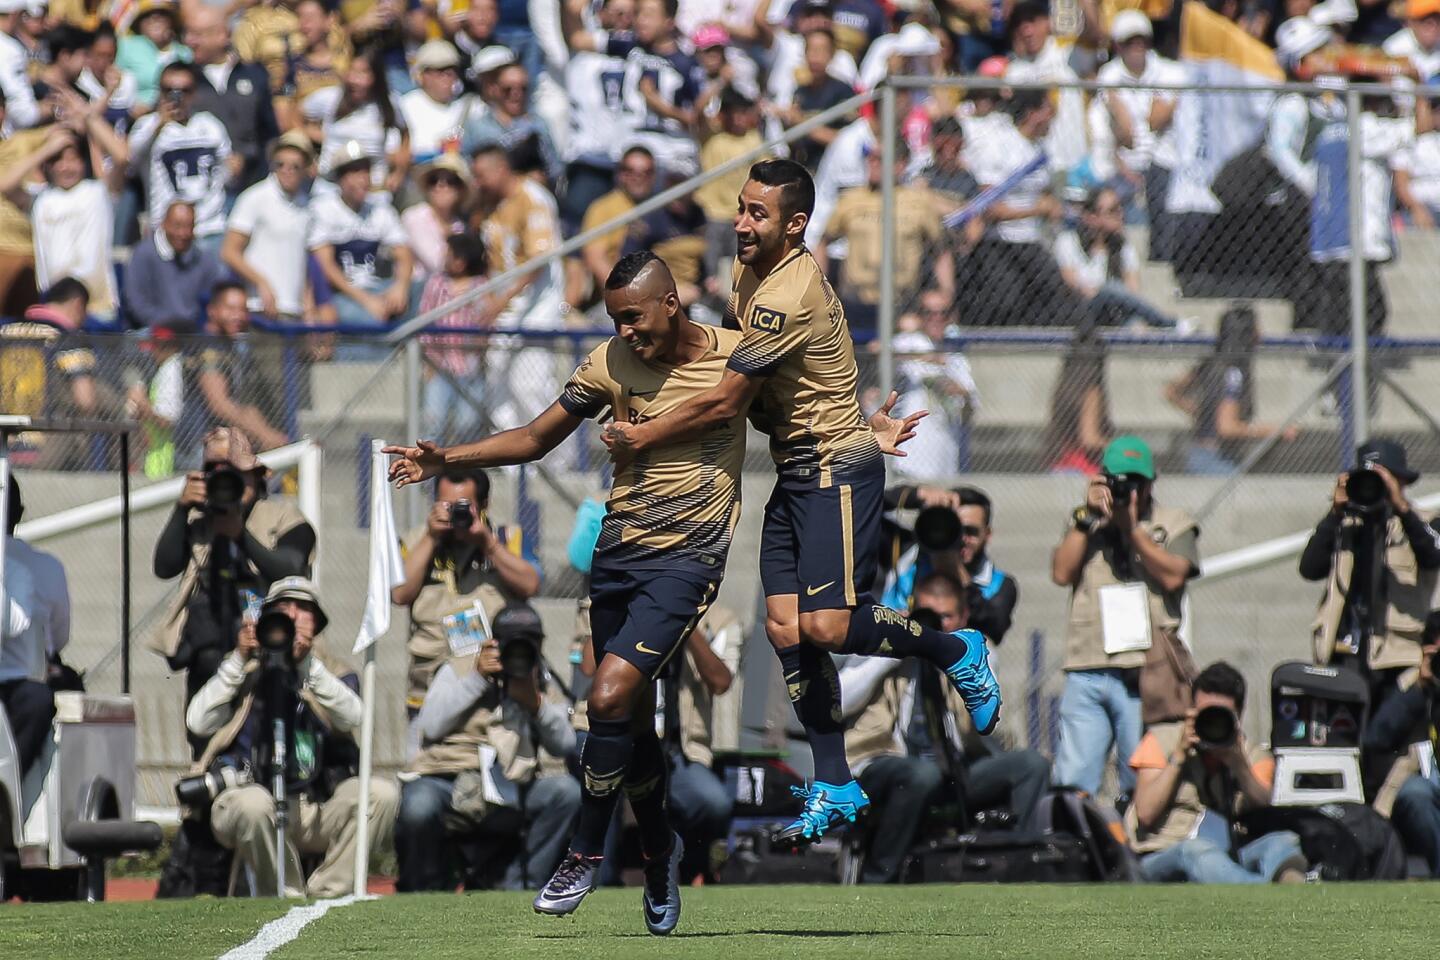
[
  {"xmin": 1275, "ymin": 16, "xmax": 1332, "ymax": 69},
  {"xmin": 1111, "ymin": 9, "xmax": 1153, "ymax": 42}
]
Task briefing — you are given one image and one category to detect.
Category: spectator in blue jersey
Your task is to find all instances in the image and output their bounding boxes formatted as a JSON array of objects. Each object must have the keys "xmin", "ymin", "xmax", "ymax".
[
  {"xmin": 882, "ymin": 485, "xmax": 1019, "ymax": 645},
  {"xmin": 562, "ymin": 0, "xmax": 706, "ymax": 177}
]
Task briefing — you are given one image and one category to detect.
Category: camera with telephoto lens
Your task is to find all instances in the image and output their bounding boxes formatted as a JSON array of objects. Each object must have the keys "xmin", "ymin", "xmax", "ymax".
[
  {"xmin": 1106, "ymin": 472, "xmax": 1143, "ymax": 506},
  {"xmin": 449, "ymin": 498, "xmax": 475, "ymax": 534},
  {"xmin": 204, "ymin": 464, "xmax": 246, "ymax": 513},
  {"xmin": 256, "ymin": 608, "xmax": 298, "ymax": 671},
  {"xmin": 1345, "ymin": 463, "xmax": 1388, "ymax": 515},
  {"xmin": 914, "ymin": 506, "xmax": 962, "ymax": 552},
  {"xmin": 1194, "ymin": 704, "xmax": 1239, "ymax": 751},
  {"xmin": 492, "ymin": 603, "xmax": 544, "ymax": 679},
  {"xmin": 175, "ymin": 762, "xmax": 253, "ymax": 809}
]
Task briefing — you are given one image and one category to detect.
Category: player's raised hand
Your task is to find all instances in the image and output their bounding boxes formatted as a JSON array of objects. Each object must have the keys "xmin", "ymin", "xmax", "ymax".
[
  {"xmin": 383, "ymin": 439, "xmax": 446, "ymax": 487},
  {"xmin": 869, "ymin": 391, "xmax": 927, "ymax": 457}
]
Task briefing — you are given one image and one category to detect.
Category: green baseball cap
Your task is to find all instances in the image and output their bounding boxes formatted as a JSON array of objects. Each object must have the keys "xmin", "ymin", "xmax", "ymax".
[{"xmin": 1102, "ymin": 435, "xmax": 1155, "ymax": 480}]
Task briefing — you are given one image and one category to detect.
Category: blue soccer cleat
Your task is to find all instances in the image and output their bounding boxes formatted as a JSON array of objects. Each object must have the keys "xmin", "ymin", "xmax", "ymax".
[
  {"xmin": 771, "ymin": 780, "xmax": 870, "ymax": 849},
  {"xmin": 945, "ymin": 628, "xmax": 1002, "ymax": 736},
  {"xmin": 641, "ymin": 833, "xmax": 683, "ymax": 936},
  {"xmin": 533, "ymin": 853, "xmax": 600, "ymax": 916}
]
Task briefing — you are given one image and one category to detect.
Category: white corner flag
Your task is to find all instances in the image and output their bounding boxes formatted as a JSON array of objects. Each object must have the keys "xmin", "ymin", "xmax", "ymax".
[{"xmin": 353, "ymin": 439, "xmax": 403, "ymax": 897}]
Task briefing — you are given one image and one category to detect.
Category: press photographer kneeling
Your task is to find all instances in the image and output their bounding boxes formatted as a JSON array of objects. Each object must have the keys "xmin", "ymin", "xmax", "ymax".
[
  {"xmin": 183, "ymin": 577, "xmax": 398, "ymax": 898},
  {"xmin": 1300, "ymin": 438, "xmax": 1440, "ymax": 716}
]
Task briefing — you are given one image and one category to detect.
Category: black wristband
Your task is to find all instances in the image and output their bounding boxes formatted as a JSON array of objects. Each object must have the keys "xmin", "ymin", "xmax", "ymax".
[{"xmin": 1072, "ymin": 506, "xmax": 1097, "ymax": 534}]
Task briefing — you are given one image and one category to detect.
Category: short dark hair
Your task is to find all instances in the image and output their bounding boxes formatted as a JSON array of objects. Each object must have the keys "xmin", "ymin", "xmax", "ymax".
[
  {"xmin": 5, "ymin": 474, "xmax": 21, "ymax": 536},
  {"xmin": 1193, "ymin": 661, "xmax": 1246, "ymax": 713},
  {"xmin": 747, "ymin": 158, "xmax": 815, "ymax": 221},
  {"xmin": 914, "ymin": 571, "xmax": 968, "ymax": 613},
  {"xmin": 932, "ymin": 115, "xmax": 963, "ymax": 138},
  {"xmin": 1424, "ymin": 609, "xmax": 1440, "ymax": 645},
  {"xmin": 48, "ymin": 25, "xmax": 95, "ymax": 58},
  {"xmin": 211, "ymin": 279, "xmax": 247, "ymax": 302},
  {"xmin": 606, "ymin": 250, "xmax": 660, "ymax": 290},
  {"xmin": 719, "ymin": 85, "xmax": 755, "ymax": 114},
  {"xmin": 956, "ymin": 486, "xmax": 992, "ymax": 526},
  {"xmin": 437, "ymin": 469, "xmax": 490, "ymax": 503},
  {"xmin": 1010, "ymin": 88, "xmax": 1050, "ymax": 121},
  {"xmin": 658, "ymin": 0, "xmax": 679, "ymax": 18},
  {"xmin": 621, "ymin": 144, "xmax": 654, "ymax": 165},
  {"xmin": 1008, "ymin": 0, "xmax": 1049, "ymax": 34},
  {"xmin": 445, "ymin": 233, "xmax": 488, "ymax": 277},
  {"xmin": 92, "ymin": 21, "xmax": 117, "ymax": 43},
  {"xmin": 42, "ymin": 276, "xmax": 89, "ymax": 306},
  {"xmin": 159, "ymin": 60, "xmax": 199, "ymax": 85},
  {"xmin": 470, "ymin": 140, "xmax": 508, "ymax": 164}
]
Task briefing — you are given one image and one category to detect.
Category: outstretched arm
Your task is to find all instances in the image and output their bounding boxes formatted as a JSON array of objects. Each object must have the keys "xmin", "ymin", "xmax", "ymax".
[
  {"xmin": 385, "ymin": 401, "xmax": 583, "ymax": 486},
  {"xmin": 604, "ymin": 368, "xmax": 762, "ymax": 456}
]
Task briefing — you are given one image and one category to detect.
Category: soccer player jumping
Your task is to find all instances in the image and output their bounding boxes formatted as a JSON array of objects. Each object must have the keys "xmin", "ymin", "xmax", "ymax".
[
  {"xmin": 602, "ymin": 159, "xmax": 1003, "ymax": 847},
  {"xmin": 386, "ymin": 254, "xmax": 743, "ymax": 935}
]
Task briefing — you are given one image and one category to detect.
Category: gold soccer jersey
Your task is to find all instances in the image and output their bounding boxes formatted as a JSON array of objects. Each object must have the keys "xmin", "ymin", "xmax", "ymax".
[
  {"xmin": 559, "ymin": 324, "xmax": 746, "ymax": 574},
  {"xmin": 725, "ymin": 247, "xmax": 882, "ymax": 485}
]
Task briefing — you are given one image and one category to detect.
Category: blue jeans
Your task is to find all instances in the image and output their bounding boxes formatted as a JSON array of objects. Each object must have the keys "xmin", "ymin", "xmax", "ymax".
[
  {"xmin": 1089, "ymin": 281, "xmax": 1178, "ymax": 330},
  {"xmin": 1185, "ymin": 442, "xmax": 1238, "ymax": 476},
  {"xmin": 422, "ymin": 371, "xmax": 484, "ymax": 444},
  {"xmin": 332, "ymin": 278, "xmax": 403, "ymax": 362},
  {"xmin": 1390, "ymin": 775, "xmax": 1440, "ymax": 876},
  {"xmin": 1140, "ymin": 830, "xmax": 1304, "ymax": 883},
  {"xmin": 1053, "ymin": 669, "xmax": 1142, "ymax": 796}
]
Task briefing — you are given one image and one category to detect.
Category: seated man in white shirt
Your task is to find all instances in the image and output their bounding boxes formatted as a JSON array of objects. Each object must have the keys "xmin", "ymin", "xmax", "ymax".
[{"xmin": 1, "ymin": 477, "xmax": 70, "ymax": 778}]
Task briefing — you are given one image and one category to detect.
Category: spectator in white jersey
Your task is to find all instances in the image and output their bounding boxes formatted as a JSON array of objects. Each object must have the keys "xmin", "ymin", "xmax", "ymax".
[
  {"xmin": 558, "ymin": 0, "xmax": 637, "ymax": 234},
  {"xmin": 127, "ymin": 61, "xmax": 234, "ymax": 257},
  {"xmin": 563, "ymin": 0, "xmax": 707, "ymax": 177},
  {"xmin": 303, "ymin": 49, "xmax": 410, "ymax": 197},
  {"xmin": 400, "ymin": 40, "xmax": 479, "ymax": 167},
  {"xmin": 0, "ymin": 0, "xmax": 40, "ymax": 129}
]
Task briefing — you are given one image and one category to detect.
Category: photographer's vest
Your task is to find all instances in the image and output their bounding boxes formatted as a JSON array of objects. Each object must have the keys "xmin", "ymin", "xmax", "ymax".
[
  {"xmin": 678, "ymin": 605, "xmax": 742, "ymax": 767},
  {"xmin": 844, "ymin": 674, "xmax": 909, "ymax": 768},
  {"xmin": 147, "ymin": 498, "xmax": 312, "ymax": 659},
  {"xmin": 1064, "ymin": 506, "xmax": 1196, "ymax": 672},
  {"xmin": 1123, "ymin": 721, "xmax": 1272, "ymax": 854},
  {"xmin": 1311, "ymin": 511, "xmax": 1438, "ymax": 672},
  {"xmin": 401, "ymin": 523, "xmax": 528, "ymax": 708},
  {"xmin": 408, "ymin": 653, "xmax": 569, "ymax": 782}
]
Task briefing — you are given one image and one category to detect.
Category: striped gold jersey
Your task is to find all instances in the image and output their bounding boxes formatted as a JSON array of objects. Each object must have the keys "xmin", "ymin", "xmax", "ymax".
[
  {"xmin": 725, "ymin": 246, "xmax": 883, "ymax": 486},
  {"xmin": 559, "ymin": 323, "xmax": 746, "ymax": 576}
]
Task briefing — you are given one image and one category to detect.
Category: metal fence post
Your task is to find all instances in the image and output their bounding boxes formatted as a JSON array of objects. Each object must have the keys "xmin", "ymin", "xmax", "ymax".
[
  {"xmin": 403, "ymin": 336, "xmax": 423, "ymax": 530},
  {"xmin": 1346, "ymin": 86, "xmax": 1369, "ymax": 448},
  {"xmin": 878, "ymin": 82, "xmax": 897, "ymax": 401}
]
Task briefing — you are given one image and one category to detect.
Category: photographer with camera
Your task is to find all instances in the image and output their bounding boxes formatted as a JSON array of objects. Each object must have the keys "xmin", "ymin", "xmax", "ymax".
[
  {"xmin": 882, "ymin": 485, "xmax": 1019, "ymax": 645},
  {"xmin": 184, "ymin": 577, "xmax": 398, "ymax": 898},
  {"xmin": 1127, "ymin": 662, "xmax": 1307, "ymax": 884},
  {"xmin": 1051, "ymin": 436, "xmax": 1201, "ymax": 798},
  {"xmin": 1300, "ymin": 439, "xmax": 1440, "ymax": 715},
  {"xmin": 151, "ymin": 428, "xmax": 316, "ymax": 756},
  {"xmin": 1364, "ymin": 611, "xmax": 1440, "ymax": 876},
  {"xmin": 395, "ymin": 603, "xmax": 579, "ymax": 892},
  {"xmin": 392, "ymin": 469, "xmax": 541, "ymax": 712}
]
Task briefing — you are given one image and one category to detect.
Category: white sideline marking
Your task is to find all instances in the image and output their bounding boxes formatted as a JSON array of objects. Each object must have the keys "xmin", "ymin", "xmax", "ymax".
[{"xmin": 218, "ymin": 894, "xmax": 372, "ymax": 960}]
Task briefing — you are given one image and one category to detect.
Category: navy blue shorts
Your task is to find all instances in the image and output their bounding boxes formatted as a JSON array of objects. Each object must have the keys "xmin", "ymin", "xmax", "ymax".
[
  {"xmin": 589, "ymin": 564, "xmax": 720, "ymax": 679},
  {"xmin": 757, "ymin": 466, "xmax": 885, "ymax": 612}
]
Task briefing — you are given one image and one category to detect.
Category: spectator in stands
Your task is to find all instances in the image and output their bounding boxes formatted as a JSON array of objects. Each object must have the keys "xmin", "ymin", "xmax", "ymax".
[
  {"xmin": 557, "ymin": 0, "xmax": 636, "ymax": 236},
  {"xmin": 187, "ymin": 7, "xmax": 279, "ymax": 197},
  {"xmin": 446, "ymin": 0, "xmax": 499, "ymax": 56},
  {"xmin": 336, "ymin": 0, "xmax": 411, "ymax": 96},
  {"xmin": 303, "ymin": 49, "xmax": 409, "ymax": 195},
  {"xmin": 417, "ymin": 233, "xmax": 491, "ymax": 440},
  {"xmin": 270, "ymin": 0, "xmax": 349, "ymax": 131},
  {"xmin": 696, "ymin": 86, "xmax": 762, "ymax": 301},
  {"xmin": 128, "ymin": 62, "xmax": 233, "ymax": 256},
  {"xmin": 223, "ymin": 130, "xmax": 317, "ymax": 321},
  {"xmin": 470, "ymin": 140, "xmax": 566, "ymax": 429},
  {"xmin": 0, "ymin": 121, "xmax": 126, "ymax": 323},
  {"xmin": 888, "ymin": 289, "xmax": 976, "ymax": 479},
  {"xmin": 1051, "ymin": 436, "xmax": 1200, "ymax": 797},
  {"xmin": 127, "ymin": 320, "xmax": 192, "ymax": 479},
  {"xmin": 1004, "ymin": 1, "xmax": 1086, "ymax": 172},
  {"xmin": 0, "ymin": 477, "xmax": 68, "ymax": 779},
  {"xmin": 579, "ymin": 144, "xmax": 655, "ymax": 295},
  {"xmin": 916, "ymin": 115, "xmax": 979, "ymax": 219},
  {"xmin": 191, "ymin": 282, "xmax": 292, "ymax": 454},
  {"xmin": 563, "ymin": 0, "xmax": 706, "ymax": 177},
  {"xmin": 1393, "ymin": 92, "xmax": 1440, "ymax": 227},
  {"xmin": 150, "ymin": 427, "xmax": 314, "ymax": 753},
  {"xmin": 619, "ymin": 183, "xmax": 708, "ymax": 306},
  {"xmin": 1090, "ymin": 11, "xmax": 1183, "ymax": 260},
  {"xmin": 0, "ymin": 87, "xmax": 46, "ymax": 317},
  {"xmin": 462, "ymin": 59, "xmax": 561, "ymax": 183},
  {"xmin": 404, "ymin": 153, "xmax": 470, "ymax": 280},
  {"xmin": 0, "ymin": 0, "xmax": 40, "ymax": 129},
  {"xmin": 1165, "ymin": 304, "xmax": 1299, "ymax": 474},
  {"xmin": 1055, "ymin": 186, "xmax": 1182, "ymax": 330},
  {"xmin": 1385, "ymin": 0, "xmax": 1440, "ymax": 81},
  {"xmin": 77, "ymin": 23, "xmax": 139, "ymax": 135},
  {"xmin": 124, "ymin": 200, "xmax": 227, "ymax": 329},
  {"xmin": 401, "ymin": 40, "xmax": 479, "ymax": 167},
  {"xmin": 776, "ymin": 28, "xmax": 857, "ymax": 172},
  {"xmin": 936, "ymin": 0, "xmax": 1008, "ymax": 70},
  {"xmin": 819, "ymin": 139, "xmax": 950, "ymax": 335},
  {"xmin": 1300, "ymin": 438, "xmax": 1440, "ymax": 716},
  {"xmin": 391, "ymin": 469, "xmax": 541, "ymax": 708},
  {"xmin": 1367, "ymin": 611, "xmax": 1440, "ymax": 876},
  {"xmin": 959, "ymin": 55, "xmax": 1011, "ymax": 169},
  {"xmin": 187, "ymin": 576, "xmax": 399, "ymax": 898},
  {"xmin": 1045, "ymin": 320, "xmax": 1112, "ymax": 474},
  {"xmin": 692, "ymin": 25, "xmax": 761, "ymax": 127},
  {"xmin": 397, "ymin": 603, "xmax": 578, "ymax": 892},
  {"xmin": 116, "ymin": 0, "xmax": 186, "ymax": 109},
  {"xmin": 307, "ymin": 143, "xmax": 414, "ymax": 339},
  {"xmin": 1128, "ymin": 662, "xmax": 1306, "ymax": 884}
]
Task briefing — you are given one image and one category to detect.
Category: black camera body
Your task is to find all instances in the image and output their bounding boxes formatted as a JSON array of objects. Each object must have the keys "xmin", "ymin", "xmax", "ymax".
[
  {"xmin": 1106, "ymin": 472, "xmax": 1143, "ymax": 506},
  {"xmin": 1344, "ymin": 463, "xmax": 1389, "ymax": 515},
  {"xmin": 1194, "ymin": 704, "xmax": 1239, "ymax": 751},
  {"xmin": 256, "ymin": 608, "xmax": 299, "ymax": 673},
  {"xmin": 492, "ymin": 603, "xmax": 545, "ymax": 679},
  {"xmin": 449, "ymin": 498, "xmax": 475, "ymax": 534},
  {"xmin": 205, "ymin": 464, "xmax": 246, "ymax": 513}
]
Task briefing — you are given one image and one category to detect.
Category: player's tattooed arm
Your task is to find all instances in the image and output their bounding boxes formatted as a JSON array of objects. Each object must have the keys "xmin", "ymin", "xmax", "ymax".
[{"xmin": 385, "ymin": 402, "xmax": 584, "ymax": 485}]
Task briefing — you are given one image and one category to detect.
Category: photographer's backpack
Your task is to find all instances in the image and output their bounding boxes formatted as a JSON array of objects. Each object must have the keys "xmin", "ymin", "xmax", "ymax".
[{"xmin": 1237, "ymin": 803, "xmax": 1406, "ymax": 881}]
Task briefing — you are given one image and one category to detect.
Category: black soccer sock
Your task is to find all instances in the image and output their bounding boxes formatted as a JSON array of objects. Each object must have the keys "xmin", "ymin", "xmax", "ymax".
[
  {"xmin": 625, "ymin": 730, "xmax": 674, "ymax": 862},
  {"xmin": 572, "ymin": 717, "xmax": 633, "ymax": 859},
  {"xmin": 777, "ymin": 642, "xmax": 852, "ymax": 785},
  {"xmin": 839, "ymin": 602, "xmax": 973, "ymax": 667}
]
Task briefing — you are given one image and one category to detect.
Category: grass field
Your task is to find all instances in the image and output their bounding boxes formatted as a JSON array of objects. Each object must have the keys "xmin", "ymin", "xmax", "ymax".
[{"xmin": 4, "ymin": 884, "xmax": 1439, "ymax": 960}]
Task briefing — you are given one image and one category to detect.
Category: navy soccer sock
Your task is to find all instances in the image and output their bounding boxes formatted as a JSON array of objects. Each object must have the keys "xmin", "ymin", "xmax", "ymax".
[
  {"xmin": 572, "ymin": 717, "xmax": 633, "ymax": 859},
  {"xmin": 777, "ymin": 642, "xmax": 852, "ymax": 784},
  {"xmin": 839, "ymin": 602, "xmax": 973, "ymax": 667},
  {"xmin": 625, "ymin": 730, "xmax": 674, "ymax": 862}
]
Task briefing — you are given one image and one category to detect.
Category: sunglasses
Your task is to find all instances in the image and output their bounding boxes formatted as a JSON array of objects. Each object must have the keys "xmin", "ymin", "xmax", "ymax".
[
  {"xmin": 429, "ymin": 174, "xmax": 463, "ymax": 188},
  {"xmin": 497, "ymin": 83, "xmax": 526, "ymax": 94},
  {"xmin": 161, "ymin": 84, "xmax": 194, "ymax": 95},
  {"xmin": 959, "ymin": 524, "xmax": 984, "ymax": 538},
  {"xmin": 274, "ymin": 159, "xmax": 306, "ymax": 171},
  {"xmin": 619, "ymin": 166, "xmax": 654, "ymax": 177}
]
